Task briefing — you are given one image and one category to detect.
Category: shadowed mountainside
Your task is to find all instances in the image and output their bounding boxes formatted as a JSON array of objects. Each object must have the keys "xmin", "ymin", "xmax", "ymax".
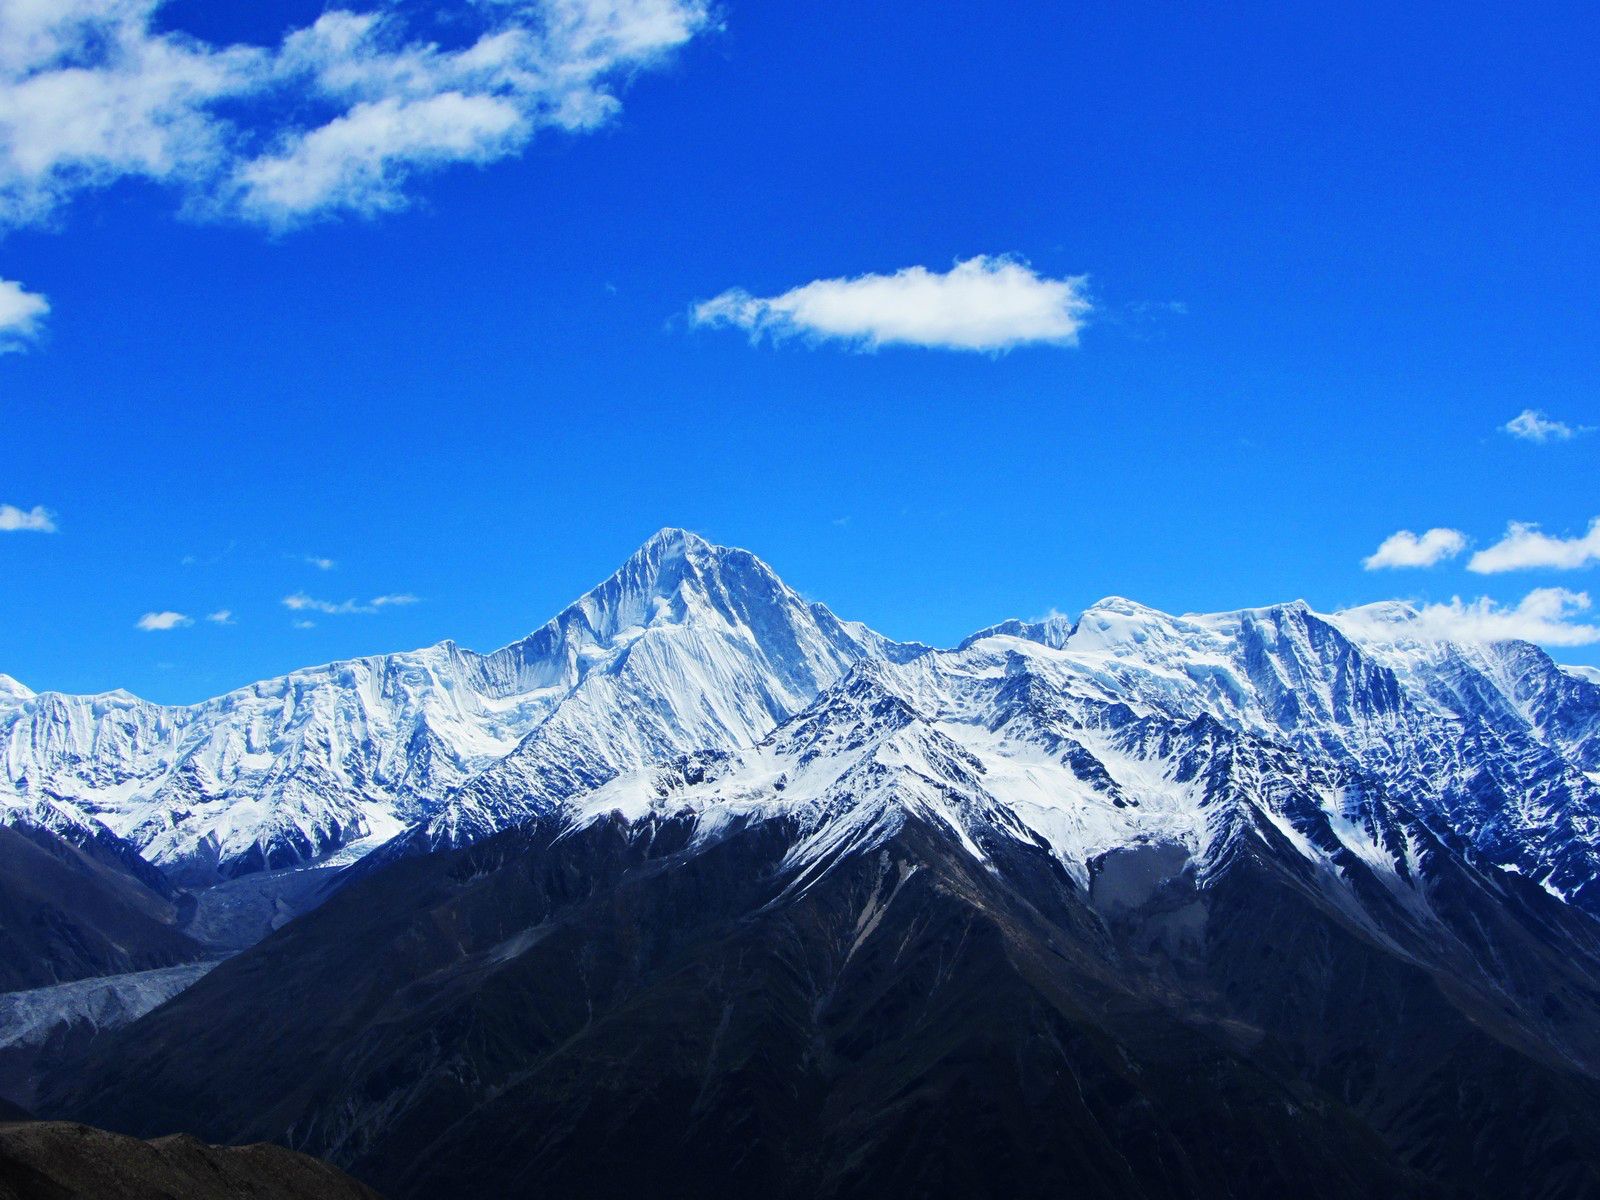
[
  {"xmin": 51, "ymin": 803, "xmax": 1600, "ymax": 1199},
  {"xmin": 0, "ymin": 825, "xmax": 203, "ymax": 993}
]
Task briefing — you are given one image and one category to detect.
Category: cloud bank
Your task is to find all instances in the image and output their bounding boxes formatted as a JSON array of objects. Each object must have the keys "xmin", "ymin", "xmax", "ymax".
[
  {"xmin": 1341, "ymin": 589, "xmax": 1600, "ymax": 648},
  {"xmin": 1363, "ymin": 527, "xmax": 1466, "ymax": 570},
  {"xmin": 692, "ymin": 256, "xmax": 1092, "ymax": 352},
  {"xmin": 1467, "ymin": 518, "xmax": 1600, "ymax": 574},
  {"xmin": 0, "ymin": 0, "xmax": 710, "ymax": 231}
]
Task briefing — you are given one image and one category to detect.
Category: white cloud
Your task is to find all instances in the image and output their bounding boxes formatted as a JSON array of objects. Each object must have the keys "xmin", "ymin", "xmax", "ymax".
[
  {"xmin": 283, "ymin": 593, "xmax": 362, "ymax": 615},
  {"xmin": 0, "ymin": 0, "xmax": 710, "ymax": 230},
  {"xmin": 1363, "ymin": 527, "xmax": 1467, "ymax": 570},
  {"xmin": 236, "ymin": 91, "xmax": 524, "ymax": 226},
  {"xmin": 136, "ymin": 610, "xmax": 192, "ymax": 631},
  {"xmin": 0, "ymin": 502, "xmax": 56, "ymax": 532},
  {"xmin": 0, "ymin": 0, "xmax": 258, "ymax": 226},
  {"xmin": 283, "ymin": 591, "xmax": 419, "ymax": 615},
  {"xmin": 205, "ymin": 608, "xmax": 234, "ymax": 625},
  {"xmin": 292, "ymin": 618, "xmax": 316, "ymax": 629},
  {"xmin": 1340, "ymin": 589, "xmax": 1600, "ymax": 648},
  {"xmin": 692, "ymin": 256, "xmax": 1092, "ymax": 352},
  {"xmin": 305, "ymin": 556, "xmax": 336, "ymax": 571},
  {"xmin": 1467, "ymin": 518, "xmax": 1600, "ymax": 574},
  {"xmin": 1503, "ymin": 409, "xmax": 1589, "ymax": 442},
  {"xmin": 0, "ymin": 278, "xmax": 48, "ymax": 350}
]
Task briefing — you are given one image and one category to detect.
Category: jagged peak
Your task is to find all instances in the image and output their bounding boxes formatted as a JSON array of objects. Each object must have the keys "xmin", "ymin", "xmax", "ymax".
[
  {"xmin": 778, "ymin": 658, "xmax": 924, "ymax": 728},
  {"xmin": 0, "ymin": 673, "xmax": 33, "ymax": 702},
  {"xmin": 512, "ymin": 528, "xmax": 777, "ymax": 649}
]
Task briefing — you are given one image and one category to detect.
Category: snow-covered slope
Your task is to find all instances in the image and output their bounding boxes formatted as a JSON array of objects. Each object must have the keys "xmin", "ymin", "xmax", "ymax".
[
  {"xmin": 0, "ymin": 640, "xmax": 548, "ymax": 884},
  {"xmin": 0, "ymin": 530, "xmax": 919, "ymax": 883},
  {"xmin": 544, "ymin": 594, "xmax": 1600, "ymax": 912},
  {"xmin": 551, "ymin": 649, "xmax": 1398, "ymax": 904}
]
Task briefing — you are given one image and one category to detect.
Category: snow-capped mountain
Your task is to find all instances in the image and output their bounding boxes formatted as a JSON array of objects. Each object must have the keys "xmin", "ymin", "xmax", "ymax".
[
  {"xmin": 0, "ymin": 530, "xmax": 919, "ymax": 883},
  {"xmin": 3, "ymin": 528, "xmax": 1599, "ymax": 913},
  {"xmin": 420, "ymin": 575, "xmax": 1600, "ymax": 915},
  {"xmin": 550, "ymin": 604, "xmax": 1600, "ymax": 911},
  {"xmin": 58, "ymin": 630, "xmax": 1600, "ymax": 1199},
  {"xmin": 982, "ymin": 596, "xmax": 1600, "ymax": 905},
  {"xmin": 26, "ymin": 530, "xmax": 1600, "ymax": 1197},
  {"xmin": 1, "ymin": 636, "xmax": 548, "ymax": 884},
  {"xmin": 407, "ymin": 527, "xmax": 923, "ymax": 851}
]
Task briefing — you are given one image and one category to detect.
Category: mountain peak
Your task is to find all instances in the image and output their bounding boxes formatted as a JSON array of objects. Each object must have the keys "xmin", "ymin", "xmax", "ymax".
[
  {"xmin": 631, "ymin": 526, "xmax": 714, "ymax": 562},
  {"xmin": 545, "ymin": 528, "xmax": 788, "ymax": 650}
]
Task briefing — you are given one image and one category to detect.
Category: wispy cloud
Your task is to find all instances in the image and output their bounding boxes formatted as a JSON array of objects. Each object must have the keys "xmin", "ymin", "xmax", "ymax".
[
  {"xmin": 304, "ymin": 556, "xmax": 336, "ymax": 571},
  {"xmin": 282, "ymin": 591, "xmax": 419, "ymax": 615},
  {"xmin": 0, "ymin": 278, "xmax": 47, "ymax": 351},
  {"xmin": 292, "ymin": 618, "xmax": 316, "ymax": 630},
  {"xmin": 283, "ymin": 594, "xmax": 362, "ymax": 615},
  {"xmin": 1363, "ymin": 527, "xmax": 1467, "ymax": 570},
  {"xmin": 137, "ymin": 610, "xmax": 193, "ymax": 631},
  {"xmin": 692, "ymin": 256, "xmax": 1092, "ymax": 352},
  {"xmin": 0, "ymin": 503, "xmax": 56, "ymax": 532},
  {"xmin": 205, "ymin": 609, "xmax": 235, "ymax": 625},
  {"xmin": 1341, "ymin": 588, "xmax": 1600, "ymax": 648},
  {"xmin": 1503, "ymin": 409, "xmax": 1590, "ymax": 443},
  {"xmin": 0, "ymin": 1, "xmax": 711, "ymax": 231},
  {"xmin": 1467, "ymin": 518, "xmax": 1600, "ymax": 574}
]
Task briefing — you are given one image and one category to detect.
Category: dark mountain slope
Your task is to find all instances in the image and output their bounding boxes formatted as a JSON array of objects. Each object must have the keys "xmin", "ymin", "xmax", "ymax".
[
  {"xmin": 50, "ymin": 796, "xmax": 1600, "ymax": 1200},
  {"xmin": 0, "ymin": 824, "xmax": 203, "ymax": 991}
]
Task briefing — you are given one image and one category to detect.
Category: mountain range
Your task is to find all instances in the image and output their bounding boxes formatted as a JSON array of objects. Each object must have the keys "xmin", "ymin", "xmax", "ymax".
[{"xmin": 5, "ymin": 529, "xmax": 1600, "ymax": 1197}]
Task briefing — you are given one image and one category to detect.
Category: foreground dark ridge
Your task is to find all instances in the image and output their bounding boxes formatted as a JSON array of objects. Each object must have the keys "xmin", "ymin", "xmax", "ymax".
[{"xmin": 0, "ymin": 1120, "xmax": 381, "ymax": 1200}]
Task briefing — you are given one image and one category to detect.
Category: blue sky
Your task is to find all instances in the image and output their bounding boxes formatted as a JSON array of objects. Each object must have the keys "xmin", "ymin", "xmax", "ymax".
[{"xmin": 3, "ymin": 0, "xmax": 1598, "ymax": 703}]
